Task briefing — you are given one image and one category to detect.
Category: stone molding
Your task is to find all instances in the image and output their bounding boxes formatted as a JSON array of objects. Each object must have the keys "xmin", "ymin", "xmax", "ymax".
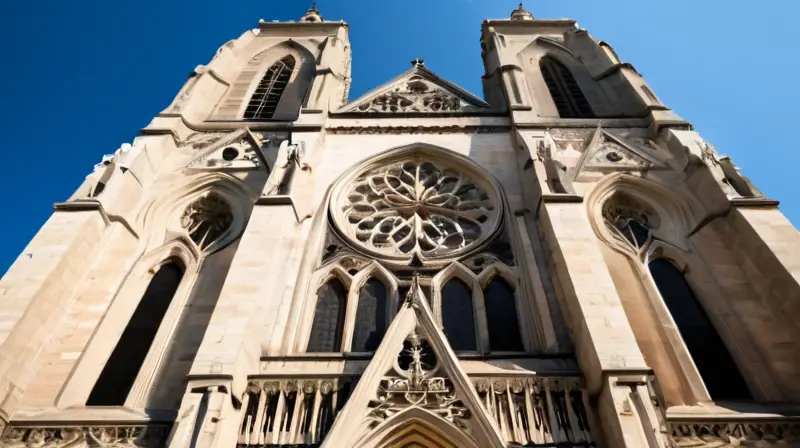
[{"xmin": 0, "ymin": 424, "xmax": 172, "ymax": 448}]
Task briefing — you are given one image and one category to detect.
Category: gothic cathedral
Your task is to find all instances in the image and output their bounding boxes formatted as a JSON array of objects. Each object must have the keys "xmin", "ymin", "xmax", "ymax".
[{"xmin": 2, "ymin": 4, "xmax": 799, "ymax": 448}]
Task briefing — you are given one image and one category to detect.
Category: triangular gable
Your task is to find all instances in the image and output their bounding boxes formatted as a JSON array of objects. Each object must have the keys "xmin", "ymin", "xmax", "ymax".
[
  {"xmin": 336, "ymin": 64, "xmax": 492, "ymax": 115},
  {"xmin": 321, "ymin": 276, "xmax": 504, "ymax": 448},
  {"xmin": 573, "ymin": 125, "xmax": 668, "ymax": 182},
  {"xmin": 184, "ymin": 128, "xmax": 267, "ymax": 171}
]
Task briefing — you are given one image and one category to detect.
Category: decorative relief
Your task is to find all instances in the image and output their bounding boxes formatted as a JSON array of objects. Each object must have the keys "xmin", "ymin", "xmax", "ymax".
[
  {"xmin": 237, "ymin": 377, "xmax": 357, "ymax": 447},
  {"xmin": 472, "ymin": 376, "xmax": 594, "ymax": 447},
  {"xmin": 573, "ymin": 127, "xmax": 667, "ymax": 183},
  {"xmin": 669, "ymin": 421, "xmax": 800, "ymax": 447},
  {"xmin": 0, "ymin": 425, "xmax": 171, "ymax": 448},
  {"xmin": 181, "ymin": 193, "xmax": 233, "ymax": 250},
  {"xmin": 185, "ymin": 134, "xmax": 264, "ymax": 170},
  {"xmin": 333, "ymin": 159, "xmax": 500, "ymax": 263},
  {"xmin": 368, "ymin": 331, "xmax": 470, "ymax": 430},
  {"xmin": 602, "ymin": 192, "xmax": 659, "ymax": 250},
  {"xmin": 356, "ymin": 76, "xmax": 463, "ymax": 113}
]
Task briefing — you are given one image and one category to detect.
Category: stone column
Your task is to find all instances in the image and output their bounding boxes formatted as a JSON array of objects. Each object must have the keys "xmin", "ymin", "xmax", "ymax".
[{"xmin": 538, "ymin": 200, "xmax": 654, "ymax": 447}]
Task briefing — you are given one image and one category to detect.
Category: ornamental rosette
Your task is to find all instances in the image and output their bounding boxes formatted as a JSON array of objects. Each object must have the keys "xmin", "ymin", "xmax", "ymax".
[{"xmin": 331, "ymin": 150, "xmax": 502, "ymax": 264}]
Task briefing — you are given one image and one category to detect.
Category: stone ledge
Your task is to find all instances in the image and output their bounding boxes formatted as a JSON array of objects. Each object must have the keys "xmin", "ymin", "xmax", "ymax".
[
  {"xmin": 9, "ymin": 407, "xmax": 176, "ymax": 424},
  {"xmin": 542, "ymin": 194, "xmax": 583, "ymax": 203},
  {"xmin": 730, "ymin": 197, "xmax": 780, "ymax": 208}
]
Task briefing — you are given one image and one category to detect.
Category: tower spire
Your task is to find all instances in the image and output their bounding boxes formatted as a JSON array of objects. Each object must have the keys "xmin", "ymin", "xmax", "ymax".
[
  {"xmin": 300, "ymin": 1, "xmax": 323, "ymax": 22},
  {"xmin": 510, "ymin": 1, "xmax": 534, "ymax": 20}
]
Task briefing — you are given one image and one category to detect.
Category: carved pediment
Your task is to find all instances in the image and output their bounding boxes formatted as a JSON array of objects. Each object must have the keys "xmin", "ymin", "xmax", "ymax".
[
  {"xmin": 338, "ymin": 64, "xmax": 491, "ymax": 115},
  {"xmin": 184, "ymin": 128, "xmax": 266, "ymax": 171},
  {"xmin": 573, "ymin": 126, "xmax": 668, "ymax": 182}
]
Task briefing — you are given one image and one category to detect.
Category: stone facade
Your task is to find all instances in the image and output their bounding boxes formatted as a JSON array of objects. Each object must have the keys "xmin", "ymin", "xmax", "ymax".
[{"xmin": 1, "ymin": 3, "xmax": 799, "ymax": 448}]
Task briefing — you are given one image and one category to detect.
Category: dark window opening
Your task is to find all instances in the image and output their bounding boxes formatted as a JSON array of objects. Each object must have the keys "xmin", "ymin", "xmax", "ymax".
[
  {"xmin": 540, "ymin": 56, "xmax": 594, "ymax": 119},
  {"xmin": 307, "ymin": 279, "xmax": 347, "ymax": 352},
  {"xmin": 484, "ymin": 277, "xmax": 524, "ymax": 352},
  {"xmin": 87, "ymin": 261, "xmax": 185, "ymax": 406},
  {"xmin": 351, "ymin": 279, "xmax": 388, "ymax": 352},
  {"xmin": 648, "ymin": 259, "xmax": 752, "ymax": 400},
  {"xmin": 244, "ymin": 56, "xmax": 295, "ymax": 120},
  {"xmin": 441, "ymin": 278, "xmax": 477, "ymax": 352}
]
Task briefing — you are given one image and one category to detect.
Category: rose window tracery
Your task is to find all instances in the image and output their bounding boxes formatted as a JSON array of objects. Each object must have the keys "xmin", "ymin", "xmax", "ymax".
[
  {"xmin": 333, "ymin": 157, "xmax": 500, "ymax": 262},
  {"xmin": 180, "ymin": 193, "xmax": 233, "ymax": 250}
]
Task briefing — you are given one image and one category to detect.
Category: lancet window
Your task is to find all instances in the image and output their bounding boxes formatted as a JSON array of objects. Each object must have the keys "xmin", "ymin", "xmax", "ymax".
[
  {"xmin": 87, "ymin": 261, "xmax": 185, "ymax": 406},
  {"xmin": 244, "ymin": 56, "xmax": 295, "ymax": 120},
  {"xmin": 602, "ymin": 192, "xmax": 752, "ymax": 400},
  {"xmin": 540, "ymin": 56, "xmax": 594, "ymax": 119}
]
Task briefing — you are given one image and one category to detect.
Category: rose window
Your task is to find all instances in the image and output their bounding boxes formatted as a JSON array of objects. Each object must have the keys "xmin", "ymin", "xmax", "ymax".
[{"xmin": 332, "ymin": 157, "xmax": 501, "ymax": 262}]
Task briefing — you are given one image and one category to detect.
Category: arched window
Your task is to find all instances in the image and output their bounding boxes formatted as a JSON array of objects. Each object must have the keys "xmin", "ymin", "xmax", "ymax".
[
  {"xmin": 307, "ymin": 278, "xmax": 347, "ymax": 352},
  {"xmin": 648, "ymin": 259, "xmax": 751, "ymax": 400},
  {"xmin": 244, "ymin": 56, "xmax": 295, "ymax": 120},
  {"xmin": 484, "ymin": 277, "xmax": 524, "ymax": 352},
  {"xmin": 540, "ymin": 56, "xmax": 594, "ymax": 119},
  {"xmin": 87, "ymin": 261, "xmax": 185, "ymax": 406},
  {"xmin": 441, "ymin": 278, "xmax": 477, "ymax": 352},
  {"xmin": 351, "ymin": 279, "xmax": 388, "ymax": 352}
]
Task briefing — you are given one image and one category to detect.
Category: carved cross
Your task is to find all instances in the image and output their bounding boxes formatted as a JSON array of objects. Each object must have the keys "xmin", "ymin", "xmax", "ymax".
[{"xmin": 411, "ymin": 58, "xmax": 425, "ymax": 68}]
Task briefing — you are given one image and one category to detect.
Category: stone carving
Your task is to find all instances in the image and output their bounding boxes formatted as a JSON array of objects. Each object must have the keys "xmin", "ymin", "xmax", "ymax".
[
  {"xmin": 71, "ymin": 142, "xmax": 146, "ymax": 200},
  {"xmin": 182, "ymin": 132, "xmax": 227, "ymax": 150},
  {"xmin": 334, "ymin": 159, "xmax": 497, "ymax": 261},
  {"xmin": 186, "ymin": 136, "xmax": 263, "ymax": 170},
  {"xmin": 537, "ymin": 132, "xmax": 574, "ymax": 194},
  {"xmin": 354, "ymin": 76, "xmax": 464, "ymax": 113},
  {"xmin": 0, "ymin": 425, "xmax": 170, "ymax": 447},
  {"xmin": 573, "ymin": 127, "xmax": 666, "ymax": 183},
  {"xmin": 669, "ymin": 422, "xmax": 800, "ymax": 447},
  {"xmin": 237, "ymin": 377, "xmax": 357, "ymax": 446},
  {"xmin": 368, "ymin": 331, "xmax": 470, "ymax": 429},
  {"xmin": 602, "ymin": 192, "xmax": 659, "ymax": 250},
  {"xmin": 472, "ymin": 376, "xmax": 593, "ymax": 447},
  {"xmin": 181, "ymin": 193, "xmax": 233, "ymax": 250}
]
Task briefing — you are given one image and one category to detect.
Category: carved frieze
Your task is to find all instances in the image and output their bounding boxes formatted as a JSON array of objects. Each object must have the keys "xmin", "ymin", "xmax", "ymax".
[
  {"xmin": 1, "ymin": 425, "xmax": 171, "ymax": 448},
  {"xmin": 669, "ymin": 421, "xmax": 800, "ymax": 447}
]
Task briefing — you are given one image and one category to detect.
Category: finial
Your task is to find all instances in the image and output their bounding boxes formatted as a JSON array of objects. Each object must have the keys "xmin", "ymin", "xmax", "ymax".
[
  {"xmin": 301, "ymin": 1, "xmax": 323, "ymax": 22},
  {"xmin": 510, "ymin": 1, "xmax": 534, "ymax": 20},
  {"xmin": 411, "ymin": 58, "xmax": 425, "ymax": 68}
]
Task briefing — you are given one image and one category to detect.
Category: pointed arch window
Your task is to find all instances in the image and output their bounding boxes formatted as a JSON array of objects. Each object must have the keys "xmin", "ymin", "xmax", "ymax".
[
  {"xmin": 441, "ymin": 278, "xmax": 477, "ymax": 352},
  {"xmin": 351, "ymin": 278, "xmax": 388, "ymax": 352},
  {"xmin": 307, "ymin": 278, "xmax": 347, "ymax": 352},
  {"xmin": 484, "ymin": 277, "xmax": 524, "ymax": 352},
  {"xmin": 649, "ymin": 259, "xmax": 751, "ymax": 400},
  {"xmin": 540, "ymin": 56, "xmax": 594, "ymax": 118},
  {"xmin": 87, "ymin": 261, "xmax": 185, "ymax": 406},
  {"xmin": 244, "ymin": 56, "xmax": 295, "ymax": 120}
]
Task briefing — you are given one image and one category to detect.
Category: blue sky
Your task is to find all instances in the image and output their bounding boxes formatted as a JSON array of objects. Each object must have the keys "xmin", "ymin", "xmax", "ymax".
[{"xmin": 0, "ymin": 0, "xmax": 797, "ymax": 274}]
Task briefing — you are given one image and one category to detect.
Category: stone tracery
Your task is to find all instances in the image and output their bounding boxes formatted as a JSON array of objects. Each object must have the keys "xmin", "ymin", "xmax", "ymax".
[
  {"xmin": 180, "ymin": 193, "xmax": 234, "ymax": 251},
  {"xmin": 334, "ymin": 158, "xmax": 498, "ymax": 262}
]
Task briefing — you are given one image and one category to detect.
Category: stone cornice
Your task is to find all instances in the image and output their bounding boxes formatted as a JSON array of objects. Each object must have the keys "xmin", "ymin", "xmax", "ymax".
[
  {"xmin": 53, "ymin": 200, "xmax": 139, "ymax": 238},
  {"xmin": 325, "ymin": 125, "xmax": 511, "ymax": 135},
  {"xmin": 731, "ymin": 197, "xmax": 780, "ymax": 208}
]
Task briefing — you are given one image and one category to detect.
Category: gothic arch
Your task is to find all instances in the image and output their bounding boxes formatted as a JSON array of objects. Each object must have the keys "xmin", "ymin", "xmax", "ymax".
[
  {"xmin": 586, "ymin": 173, "xmax": 700, "ymax": 257},
  {"xmin": 357, "ymin": 407, "xmax": 483, "ymax": 448},
  {"xmin": 519, "ymin": 38, "xmax": 612, "ymax": 117},
  {"xmin": 58, "ymin": 237, "xmax": 202, "ymax": 408},
  {"xmin": 585, "ymin": 173, "xmax": 773, "ymax": 403},
  {"xmin": 343, "ymin": 262, "xmax": 399, "ymax": 351},
  {"xmin": 136, "ymin": 172, "xmax": 256, "ymax": 257},
  {"xmin": 212, "ymin": 40, "xmax": 317, "ymax": 121}
]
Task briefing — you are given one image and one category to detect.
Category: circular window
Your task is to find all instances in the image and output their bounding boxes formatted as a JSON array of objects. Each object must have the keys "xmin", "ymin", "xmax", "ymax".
[
  {"xmin": 221, "ymin": 147, "xmax": 239, "ymax": 161},
  {"xmin": 331, "ymin": 152, "xmax": 502, "ymax": 263}
]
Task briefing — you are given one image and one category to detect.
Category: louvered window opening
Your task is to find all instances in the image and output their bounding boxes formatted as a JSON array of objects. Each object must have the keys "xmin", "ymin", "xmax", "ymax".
[
  {"xmin": 244, "ymin": 56, "xmax": 295, "ymax": 120},
  {"xmin": 540, "ymin": 57, "xmax": 594, "ymax": 119}
]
